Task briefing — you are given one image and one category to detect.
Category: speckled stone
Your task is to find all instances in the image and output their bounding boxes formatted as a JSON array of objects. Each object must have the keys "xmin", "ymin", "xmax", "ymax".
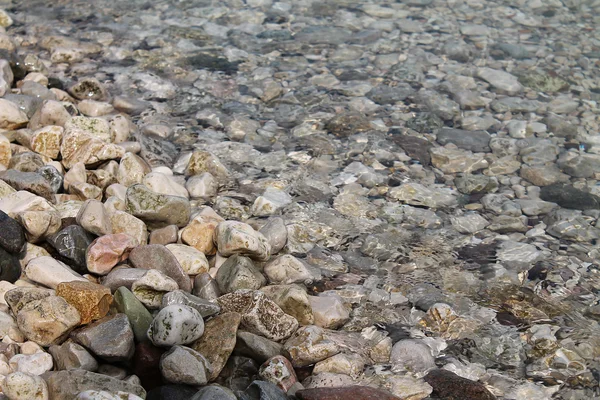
[
  {"xmin": 148, "ymin": 304, "xmax": 205, "ymax": 347},
  {"xmin": 56, "ymin": 281, "xmax": 112, "ymax": 325}
]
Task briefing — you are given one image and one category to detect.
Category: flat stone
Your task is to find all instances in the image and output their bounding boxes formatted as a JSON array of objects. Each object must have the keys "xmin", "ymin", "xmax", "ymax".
[
  {"xmin": 148, "ymin": 304, "xmax": 205, "ymax": 347},
  {"xmin": 264, "ymin": 254, "xmax": 319, "ymax": 285},
  {"xmin": 476, "ymin": 68, "xmax": 523, "ymax": 94},
  {"xmin": 100, "ymin": 268, "xmax": 147, "ymax": 293},
  {"xmin": 216, "ymin": 254, "xmax": 267, "ymax": 294},
  {"xmin": 9, "ymin": 352, "xmax": 53, "ymax": 375},
  {"xmin": 389, "ymin": 183, "xmax": 458, "ymax": 208},
  {"xmin": 129, "ymin": 245, "xmax": 192, "ymax": 292},
  {"xmin": 218, "ymin": 290, "xmax": 298, "ymax": 341},
  {"xmin": 424, "ymin": 369, "xmax": 496, "ymax": 400},
  {"xmin": 160, "ymin": 345, "xmax": 210, "ymax": 385},
  {"xmin": 114, "ymin": 287, "xmax": 153, "ymax": 342},
  {"xmin": 235, "ymin": 331, "xmax": 283, "ymax": 364},
  {"xmin": 48, "ymin": 340, "xmax": 98, "ymax": 371},
  {"xmin": 25, "ymin": 256, "xmax": 87, "ymax": 288},
  {"xmin": 436, "ymin": 128, "xmax": 491, "ymax": 153},
  {"xmin": 165, "ymin": 244, "xmax": 209, "ymax": 276},
  {"xmin": 125, "ymin": 184, "xmax": 191, "ymax": 229},
  {"xmin": 16, "ymin": 295, "xmax": 81, "ymax": 346},
  {"xmin": 283, "ymin": 325, "xmax": 340, "ymax": 367},
  {"xmin": 0, "ymin": 99, "xmax": 28, "ymax": 129},
  {"xmin": 56, "ymin": 281, "xmax": 112, "ymax": 325},
  {"xmin": 185, "ymin": 150, "xmax": 231, "ymax": 181},
  {"xmin": 303, "ymin": 372, "xmax": 354, "ymax": 388},
  {"xmin": 86, "ymin": 233, "xmax": 138, "ymax": 275},
  {"xmin": 430, "ymin": 147, "xmax": 488, "ymax": 174},
  {"xmin": 143, "ymin": 172, "xmax": 189, "ymax": 199},
  {"xmin": 390, "ymin": 339, "xmax": 435, "ymax": 374},
  {"xmin": 296, "ymin": 386, "xmax": 402, "ymax": 400},
  {"xmin": 71, "ymin": 314, "xmax": 135, "ymax": 361},
  {"xmin": 540, "ymin": 184, "xmax": 600, "ymax": 210},
  {"xmin": 520, "ymin": 165, "xmax": 569, "ymax": 187},
  {"xmin": 214, "ymin": 221, "xmax": 271, "ymax": 261},
  {"xmin": 161, "ymin": 290, "xmax": 220, "ymax": 318},
  {"xmin": 43, "ymin": 370, "xmax": 146, "ymax": 400},
  {"xmin": 313, "ymin": 353, "xmax": 365, "ymax": 379},
  {"xmin": 191, "ymin": 311, "xmax": 241, "ymax": 380},
  {"xmin": 131, "ymin": 269, "xmax": 179, "ymax": 309}
]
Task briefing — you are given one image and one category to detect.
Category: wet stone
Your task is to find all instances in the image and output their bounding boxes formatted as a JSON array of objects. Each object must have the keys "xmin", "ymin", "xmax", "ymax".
[
  {"xmin": 148, "ymin": 304, "xmax": 205, "ymax": 347},
  {"xmin": 296, "ymin": 386, "xmax": 402, "ymax": 400},
  {"xmin": 239, "ymin": 380, "xmax": 288, "ymax": 400},
  {"xmin": 424, "ymin": 369, "xmax": 496, "ymax": 400},
  {"xmin": 540, "ymin": 184, "xmax": 600, "ymax": 210}
]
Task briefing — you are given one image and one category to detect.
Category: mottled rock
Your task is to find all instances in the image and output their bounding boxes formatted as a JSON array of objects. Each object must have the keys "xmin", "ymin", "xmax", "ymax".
[
  {"xmin": 264, "ymin": 254, "xmax": 319, "ymax": 285},
  {"xmin": 43, "ymin": 370, "xmax": 146, "ymax": 400},
  {"xmin": 215, "ymin": 221, "xmax": 271, "ymax": 261},
  {"xmin": 260, "ymin": 285, "xmax": 314, "ymax": 326},
  {"xmin": 148, "ymin": 304, "xmax": 205, "ymax": 347},
  {"xmin": 235, "ymin": 331, "xmax": 283, "ymax": 364},
  {"xmin": 296, "ymin": 386, "xmax": 401, "ymax": 400},
  {"xmin": 216, "ymin": 254, "xmax": 266, "ymax": 294},
  {"xmin": 160, "ymin": 345, "xmax": 210, "ymax": 385},
  {"xmin": 165, "ymin": 244, "xmax": 209, "ymax": 276},
  {"xmin": 424, "ymin": 369, "xmax": 496, "ymax": 400},
  {"xmin": 161, "ymin": 290, "xmax": 220, "ymax": 318},
  {"xmin": 16, "ymin": 296, "xmax": 80, "ymax": 346},
  {"xmin": 2, "ymin": 372, "xmax": 49, "ymax": 400},
  {"xmin": 131, "ymin": 269, "xmax": 179, "ymax": 309},
  {"xmin": 125, "ymin": 184, "xmax": 191, "ymax": 229},
  {"xmin": 309, "ymin": 295, "xmax": 349, "ymax": 329},
  {"xmin": 191, "ymin": 312, "xmax": 241, "ymax": 380},
  {"xmin": 129, "ymin": 245, "xmax": 192, "ymax": 292},
  {"xmin": 56, "ymin": 281, "xmax": 112, "ymax": 325},
  {"xmin": 71, "ymin": 314, "xmax": 134, "ymax": 361},
  {"xmin": 48, "ymin": 340, "xmax": 98, "ymax": 371},
  {"xmin": 283, "ymin": 325, "xmax": 340, "ymax": 367}
]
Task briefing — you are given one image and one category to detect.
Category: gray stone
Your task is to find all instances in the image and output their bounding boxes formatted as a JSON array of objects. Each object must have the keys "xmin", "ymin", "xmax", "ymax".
[
  {"xmin": 390, "ymin": 339, "xmax": 436, "ymax": 374},
  {"xmin": 70, "ymin": 314, "xmax": 135, "ymax": 362},
  {"xmin": 161, "ymin": 290, "xmax": 220, "ymax": 318},
  {"xmin": 160, "ymin": 345, "xmax": 210, "ymax": 385},
  {"xmin": 43, "ymin": 370, "xmax": 145, "ymax": 400},
  {"xmin": 235, "ymin": 331, "xmax": 283, "ymax": 364},
  {"xmin": 48, "ymin": 340, "xmax": 98, "ymax": 371},
  {"xmin": 216, "ymin": 254, "xmax": 266, "ymax": 294},
  {"xmin": 129, "ymin": 245, "xmax": 192, "ymax": 292},
  {"xmin": 436, "ymin": 128, "xmax": 491, "ymax": 152},
  {"xmin": 148, "ymin": 304, "xmax": 205, "ymax": 347}
]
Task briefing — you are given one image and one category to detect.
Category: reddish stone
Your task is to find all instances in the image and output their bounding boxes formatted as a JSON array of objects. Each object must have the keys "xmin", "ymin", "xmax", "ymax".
[
  {"xmin": 296, "ymin": 386, "xmax": 401, "ymax": 400},
  {"xmin": 86, "ymin": 233, "xmax": 137, "ymax": 275},
  {"xmin": 259, "ymin": 355, "xmax": 298, "ymax": 392}
]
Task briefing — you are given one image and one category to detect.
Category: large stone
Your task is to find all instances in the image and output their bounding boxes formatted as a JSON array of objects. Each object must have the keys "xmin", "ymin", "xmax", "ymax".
[
  {"xmin": 218, "ymin": 290, "xmax": 298, "ymax": 341},
  {"xmin": 161, "ymin": 290, "xmax": 220, "ymax": 318},
  {"xmin": 160, "ymin": 345, "xmax": 210, "ymax": 385},
  {"xmin": 148, "ymin": 304, "xmax": 205, "ymax": 347},
  {"xmin": 390, "ymin": 339, "xmax": 435, "ymax": 374},
  {"xmin": 185, "ymin": 150, "xmax": 231, "ymax": 181},
  {"xmin": 0, "ymin": 247, "xmax": 22, "ymax": 283},
  {"xmin": 114, "ymin": 287, "xmax": 153, "ymax": 342},
  {"xmin": 125, "ymin": 184, "xmax": 191, "ymax": 229},
  {"xmin": 70, "ymin": 314, "xmax": 135, "ymax": 361},
  {"xmin": 60, "ymin": 128, "xmax": 125, "ymax": 169},
  {"xmin": 235, "ymin": 331, "xmax": 283, "ymax": 364},
  {"xmin": 86, "ymin": 233, "xmax": 138, "ymax": 275},
  {"xmin": 0, "ymin": 170, "xmax": 55, "ymax": 202},
  {"xmin": 117, "ymin": 152, "xmax": 151, "ymax": 187},
  {"xmin": 214, "ymin": 221, "xmax": 271, "ymax": 261},
  {"xmin": 389, "ymin": 183, "xmax": 458, "ymax": 208},
  {"xmin": 436, "ymin": 128, "xmax": 490, "ymax": 152},
  {"xmin": 259, "ymin": 355, "xmax": 298, "ymax": 392},
  {"xmin": 540, "ymin": 184, "xmax": 600, "ymax": 210},
  {"xmin": 25, "ymin": 256, "xmax": 87, "ymax": 289},
  {"xmin": 216, "ymin": 254, "xmax": 266, "ymax": 294},
  {"xmin": 100, "ymin": 268, "xmax": 147, "ymax": 293},
  {"xmin": 131, "ymin": 269, "xmax": 179, "ymax": 309},
  {"xmin": 191, "ymin": 312, "xmax": 241, "ymax": 380},
  {"xmin": 2, "ymin": 372, "xmax": 49, "ymax": 400},
  {"xmin": 76, "ymin": 199, "xmax": 112, "ymax": 236},
  {"xmin": 424, "ymin": 369, "xmax": 496, "ymax": 400},
  {"xmin": 165, "ymin": 244, "xmax": 209, "ymax": 276},
  {"xmin": 109, "ymin": 211, "xmax": 148, "ymax": 245},
  {"xmin": 264, "ymin": 254, "xmax": 319, "ymax": 285},
  {"xmin": 56, "ymin": 281, "xmax": 112, "ymax": 324},
  {"xmin": 16, "ymin": 296, "xmax": 81, "ymax": 346},
  {"xmin": 43, "ymin": 370, "xmax": 146, "ymax": 400},
  {"xmin": 129, "ymin": 245, "xmax": 192, "ymax": 292},
  {"xmin": 260, "ymin": 285, "xmax": 314, "ymax": 326},
  {"xmin": 30, "ymin": 125, "xmax": 64, "ymax": 159},
  {"xmin": 47, "ymin": 225, "xmax": 94, "ymax": 273}
]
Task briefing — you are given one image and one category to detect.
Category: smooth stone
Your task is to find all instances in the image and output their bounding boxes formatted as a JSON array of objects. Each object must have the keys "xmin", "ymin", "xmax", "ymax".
[
  {"xmin": 251, "ymin": 187, "xmax": 293, "ymax": 217},
  {"xmin": 436, "ymin": 128, "xmax": 490, "ymax": 152},
  {"xmin": 309, "ymin": 295, "xmax": 349, "ymax": 329},
  {"xmin": 283, "ymin": 325, "xmax": 340, "ymax": 367},
  {"xmin": 424, "ymin": 369, "xmax": 496, "ymax": 400},
  {"xmin": 0, "ymin": 99, "xmax": 28, "ymax": 129},
  {"xmin": 47, "ymin": 225, "xmax": 94, "ymax": 273},
  {"xmin": 9, "ymin": 352, "xmax": 53, "ymax": 375},
  {"xmin": 430, "ymin": 147, "xmax": 488, "ymax": 174},
  {"xmin": 264, "ymin": 255, "xmax": 319, "ymax": 285},
  {"xmin": 0, "ymin": 309, "xmax": 23, "ymax": 342},
  {"xmin": 239, "ymin": 380, "xmax": 288, "ymax": 400},
  {"xmin": 391, "ymin": 339, "xmax": 436, "ymax": 374},
  {"xmin": 71, "ymin": 314, "xmax": 135, "ymax": 361},
  {"xmin": 16, "ymin": 296, "xmax": 80, "ymax": 346},
  {"xmin": 165, "ymin": 244, "xmax": 209, "ymax": 276},
  {"xmin": 259, "ymin": 355, "xmax": 298, "ymax": 392},
  {"xmin": 160, "ymin": 345, "xmax": 210, "ymax": 385},
  {"xmin": 296, "ymin": 386, "xmax": 402, "ymax": 400},
  {"xmin": 117, "ymin": 152, "xmax": 151, "ymax": 187},
  {"xmin": 149, "ymin": 225, "xmax": 178, "ymax": 245},
  {"xmin": 129, "ymin": 245, "xmax": 192, "ymax": 292},
  {"xmin": 259, "ymin": 217, "xmax": 287, "ymax": 255},
  {"xmin": 185, "ymin": 172, "xmax": 218, "ymax": 200},
  {"xmin": 100, "ymin": 268, "xmax": 147, "ymax": 293},
  {"xmin": 218, "ymin": 290, "xmax": 298, "ymax": 341},
  {"xmin": 132, "ymin": 342, "xmax": 165, "ymax": 391},
  {"xmin": 185, "ymin": 150, "xmax": 231, "ymax": 181},
  {"xmin": 76, "ymin": 200, "xmax": 112, "ymax": 236},
  {"xmin": 313, "ymin": 353, "xmax": 365, "ymax": 379},
  {"xmin": 109, "ymin": 211, "xmax": 148, "ymax": 246},
  {"xmin": 450, "ymin": 214, "xmax": 489, "ymax": 234},
  {"xmin": 0, "ymin": 209, "xmax": 25, "ymax": 254},
  {"xmin": 235, "ymin": 331, "xmax": 283, "ymax": 364},
  {"xmin": 303, "ymin": 372, "xmax": 354, "ymax": 389},
  {"xmin": 86, "ymin": 233, "xmax": 137, "ymax": 275},
  {"xmin": 476, "ymin": 68, "xmax": 522, "ymax": 94},
  {"xmin": 214, "ymin": 221, "xmax": 271, "ymax": 261},
  {"xmin": 48, "ymin": 340, "xmax": 98, "ymax": 371},
  {"xmin": 68, "ymin": 78, "xmax": 108, "ymax": 101},
  {"xmin": 193, "ymin": 272, "xmax": 221, "ymax": 301},
  {"xmin": 216, "ymin": 254, "xmax": 266, "ymax": 294},
  {"xmin": 148, "ymin": 304, "xmax": 205, "ymax": 347},
  {"xmin": 114, "ymin": 287, "xmax": 153, "ymax": 342},
  {"xmin": 180, "ymin": 211, "xmax": 224, "ymax": 255},
  {"xmin": 125, "ymin": 184, "xmax": 191, "ymax": 229},
  {"xmin": 2, "ymin": 372, "xmax": 49, "ymax": 400},
  {"xmin": 0, "ymin": 247, "xmax": 22, "ymax": 283},
  {"xmin": 56, "ymin": 281, "xmax": 112, "ymax": 324},
  {"xmin": 191, "ymin": 312, "xmax": 241, "ymax": 380},
  {"xmin": 540, "ymin": 184, "xmax": 600, "ymax": 210},
  {"xmin": 260, "ymin": 285, "xmax": 314, "ymax": 326},
  {"xmin": 190, "ymin": 385, "xmax": 237, "ymax": 400},
  {"xmin": 520, "ymin": 165, "xmax": 569, "ymax": 187},
  {"xmin": 43, "ymin": 370, "xmax": 146, "ymax": 400},
  {"xmin": 25, "ymin": 256, "xmax": 86, "ymax": 289},
  {"xmin": 75, "ymin": 390, "xmax": 143, "ymax": 400},
  {"xmin": 161, "ymin": 290, "xmax": 220, "ymax": 318},
  {"xmin": 28, "ymin": 100, "xmax": 70, "ymax": 131},
  {"xmin": 60, "ymin": 128, "xmax": 125, "ymax": 169},
  {"xmin": 8, "ymin": 153, "xmax": 45, "ymax": 173},
  {"xmin": 143, "ymin": 172, "xmax": 188, "ymax": 199},
  {"xmin": 131, "ymin": 269, "xmax": 179, "ymax": 309}
]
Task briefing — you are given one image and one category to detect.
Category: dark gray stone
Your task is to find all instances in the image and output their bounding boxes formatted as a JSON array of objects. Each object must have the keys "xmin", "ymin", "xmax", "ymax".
[
  {"xmin": 47, "ymin": 225, "xmax": 94, "ymax": 273},
  {"xmin": 540, "ymin": 184, "xmax": 600, "ymax": 211},
  {"xmin": 436, "ymin": 128, "xmax": 491, "ymax": 152},
  {"xmin": 0, "ymin": 210, "xmax": 25, "ymax": 254},
  {"xmin": 70, "ymin": 314, "xmax": 135, "ymax": 362}
]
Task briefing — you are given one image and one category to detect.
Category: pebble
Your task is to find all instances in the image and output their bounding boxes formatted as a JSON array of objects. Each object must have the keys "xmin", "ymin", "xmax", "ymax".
[
  {"xmin": 159, "ymin": 345, "xmax": 210, "ymax": 385},
  {"xmin": 264, "ymin": 254, "xmax": 319, "ymax": 285},
  {"xmin": 261, "ymin": 284, "xmax": 314, "ymax": 326},
  {"xmin": 283, "ymin": 326, "xmax": 340, "ymax": 367},
  {"xmin": 131, "ymin": 269, "xmax": 179, "ymax": 309},
  {"xmin": 114, "ymin": 287, "xmax": 153, "ymax": 342},
  {"xmin": 214, "ymin": 221, "xmax": 271, "ymax": 261},
  {"xmin": 25, "ymin": 256, "xmax": 86, "ymax": 289},
  {"xmin": 216, "ymin": 254, "xmax": 267, "ymax": 294},
  {"xmin": 390, "ymin": 339, "xmax": 436, "ymax": 375},
  {"xmin": 424, "ymin": 369, "xmax": 496, "ymax": 400},
  {"xmin": 235, "ymin": 331, "xmax": 283, "ymax": 364},
  {"xmin": 259, "ymin": 355, "xmax": 298, "ymax": 392},
  {"xmin": 309, "ymin": 295, "xmax": 350, "ymax": 330},
  {"xmin": 86, "ymin": 233, "xmax": 137, "ymax": 275},
  {"xmin": 9, "ymin": 352, "xmax": 53, "ymax": 375},
  {"xmin": 161, "ymin": 290, "xmax": 220, "ymax": 318},
  {"xmin": 147, "ymin": 304, "xmax": 205, "ymax": 347},
  {"xmin": 1, "ymin": 372, "xmax": 49, "ymax": 400},
  {"xmin": 129, "ymin": 245, "xmax": 192, "ymax": 292},
  {"xmin": 48, "ymin": 340, "xmax": 98, "ymax": 371},
  {"xmin": 44, "ymin": 370, "xmax": 146, "ymax": 399},
  {"xmin": 56, "ymin": 281, "xmax": 112, "ymax": 324},
  {"xmin": 16, "ymin": 295, "xmax": 80, "ymax": 346},
  {"xmin": 71, "ymin": 314, "xmax": 135, "ymax": 361},
  {"xmin": 125, "ymin": 184, "xmax": 191, "ymax": 229},
  {"xmin": 296, "ymin": 386, "xmax": 401, "ymax": 400},
  {"xmin": 164, "ymin": 244, "xmax": 209, "ymax": 276}
]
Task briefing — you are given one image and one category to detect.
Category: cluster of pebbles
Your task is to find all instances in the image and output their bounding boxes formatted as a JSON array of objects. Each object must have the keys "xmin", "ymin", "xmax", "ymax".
[{"xmin": 0, "ymin": 0, "xmax": 599, "ymax": 399}]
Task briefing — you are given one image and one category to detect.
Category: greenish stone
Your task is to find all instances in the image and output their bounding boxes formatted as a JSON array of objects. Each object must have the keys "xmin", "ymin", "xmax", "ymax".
[
  {"xmin": 114, "ymin": 287, "xmax": 153, "ymax": 342},
  {"xmin": 518, "ymin": 72, "xmax": 569, "ymax": 93}
]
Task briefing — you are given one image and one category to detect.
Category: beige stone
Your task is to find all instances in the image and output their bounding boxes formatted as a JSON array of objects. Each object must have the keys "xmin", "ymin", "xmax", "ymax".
[
  {"xmin": 60, "ymin": 128, "xmax": 125, "ymax": 169},
  {"xmin": 117, "ymin": 152, "xmax": 151, "ymax": 187},
  {"xmin": 28, "ymin": 100, "xmax": 70, "ymax": 130},
  {"xmin": 0, "ymin": 99, "xmax": 28, "ymax": 129},
  {"xmin": 16, "ymin": 296, "xmax": 81, "ymax": 346},
  {"xmin": 109, "ymin": 210, "xmax": 148, "ymax": 245},
  {"xmin": 76, "ymin": 199, "xmax": 112, "ymax": 236},
  {"xmin": 30, "ymin": 126, "xmax": 63, "ymax": 159},
  {"xmin": 165, "ymin": 244, "xmax": 209, "ymax": 276},
  {"xmin": 0, "ymin": 133, "xmax": 10, "ymax": 168}
]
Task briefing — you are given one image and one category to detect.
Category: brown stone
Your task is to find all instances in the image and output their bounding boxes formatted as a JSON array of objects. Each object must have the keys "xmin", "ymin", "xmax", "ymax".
[
  {"xmin": 181, "ymin": 216, "xmax": 220, "ymax": 255},
  {"xmin": 424, "ymin": 369, "xmax": 496, "ymax": 400},
  {"xmin": 296, "ymin": 386, "xmax": 401, "ymax": 400},
  {"xmin": 191, "ymin": 312, "xmax": 241, "ymax": 381},
  {"xmin": 56, "ymin": 281, "xmax": 112, "ymax": 325}
]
